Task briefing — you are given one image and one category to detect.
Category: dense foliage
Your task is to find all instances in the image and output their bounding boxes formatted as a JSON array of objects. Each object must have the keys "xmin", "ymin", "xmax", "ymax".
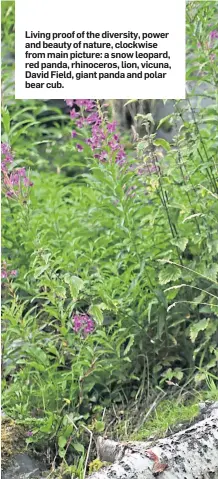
[{"xmin": 1, "ymin": 1, "xmax": 218, "ymax": 476}]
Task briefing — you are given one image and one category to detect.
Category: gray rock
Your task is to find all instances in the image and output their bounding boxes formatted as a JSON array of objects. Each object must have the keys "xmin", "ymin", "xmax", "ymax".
[{"xmin": 1, "ymin": 453, "xmax": 48, "ymax": 479}]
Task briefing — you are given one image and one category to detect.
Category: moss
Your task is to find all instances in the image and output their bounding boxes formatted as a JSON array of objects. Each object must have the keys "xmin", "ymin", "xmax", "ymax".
[
  {"xmin": 1, "ymin": 416, "xmax": 26, "ymax": 470},
  {"xmin": 130, "ymin": 399, "xmax": 199, "ymax": 441},
  {"xmin": 88, "ymin": 459, "xmax": 111, "ymax": 474}
]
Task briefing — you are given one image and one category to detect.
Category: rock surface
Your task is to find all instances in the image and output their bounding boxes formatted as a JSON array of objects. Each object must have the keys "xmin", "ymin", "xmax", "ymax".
[
  {"xmin": 1, "ymin": 453, "xmax": 48, "ymax": 479},
  {"xmin": 90, "ymin": 402, "xmax": 218, "ymax": 479}
]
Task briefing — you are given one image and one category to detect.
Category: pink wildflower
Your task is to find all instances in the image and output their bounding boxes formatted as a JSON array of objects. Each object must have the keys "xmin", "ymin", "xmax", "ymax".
[
  {"xmin": 10, "ymin": 270, "xmax": 18, "ymax": 276},
  {"xmin": 65, "ymin": 99, "xmax": 74, "ymax": 107},
  {"xmin": 76, "ymin": 118, "xmax": 85, "ymax": 128},
  {"xmin": 107, "ymin": 121, "xmax": 117, "ymax": 133},
  {"xmin": 70, "ymin": 108, "xmax": 79, "ymax": 119},
  {"xmin": 76, "ymin": 144, "xmax": 83, "ymax": 152},
  {"xmin": 1, "ymin": 144, "xmax": 33, "ymax": 199},
  {"xmin": 209, "ymin": 30, "xmax": 218, "ymax": 40},
  {"xmin": 1, "ymin": 143, "xmax": 11, "ymax": 155},
  {"xmin": 72, "ymin": 314, "xmax": 95, "ymax": 336}
]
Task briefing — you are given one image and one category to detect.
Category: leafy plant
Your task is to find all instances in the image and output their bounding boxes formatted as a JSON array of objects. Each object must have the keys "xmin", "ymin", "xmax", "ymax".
[{"xmin": 1, "ymin": 1, "xmax": 218, "ymax": 475}]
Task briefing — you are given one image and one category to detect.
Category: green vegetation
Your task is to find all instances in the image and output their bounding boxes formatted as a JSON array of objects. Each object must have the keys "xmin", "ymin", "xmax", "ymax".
[
  {"xmin": 1, "ymin": 1, "xmax": 218, "ymax": 477},
  {"xmin": 130, "ymin": 385, "xmax": 218, "ymax": 441},
  {"xmin": 130, "ymin": 400, "xmax": 200, "ymax": 441}
]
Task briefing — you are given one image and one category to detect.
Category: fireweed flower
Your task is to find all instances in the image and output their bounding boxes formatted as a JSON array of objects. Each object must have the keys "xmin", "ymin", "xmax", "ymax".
[
  {"xmin": 76, "ymin": 143, "xmax": 84, "ymax": 152},
  {"xmin": 1, "ymin": 143, "xmax": 13, "ymax": 170},
  {"xmin": 65, "ymin": 100, "xmax": 161, "ymax": 189},
  {"xmin": 10, "ymin": 270, "xmax": 18, "ymax": 276},
  {"xmin": 86, "ymin": 112, "xmax": 101, "ymax": 125},
  {"xmin": 6, "ymin": 191, "xmax": 14, "ymax": 198},
  {"xmin": 99, "ymin": 151, "xmax": 108, "ymax": 162},
  {"xmin": 209, "ymin": 30, "xmax": 218, "ymax": 40},
  {"xmin": 107, "ymin": 121, "xmax": 117, "ymax": 133},
  {"xmin": 65, "ymin": 99, "xmax": 74, "ymax": 107},
  {"xmin": 210, "ymin": 53, "xmax": 216, "ymax": 62},
  {"xmin": 72, "ymin": 314, "xmax": 95, "ymax": 336},
  {"xmin": 1, "ymin": 262, "xmax": 17, "ymax": 280},
  {"xmin": 197, "ymin": 30, "xmax": 218, "ymax": 57},
  {"xmin": 74, "ymin": 99, "xmax": 95, "ymax": 111},
  {"xmin": 65, "ymin": 99, "xmax": 127, "ymax": 164},
  {"xmin": 1, "ymin": 143, "xmax": 12, "ymax": 155},
  {"xmin": 76, "ymin": 118, "xmax": 85, "ymax": 128},
  {"xmin": 1, "ymin": 143, "xmax": 33, "ymax": 199},
  {"xmin": 208, "ymin": 30, "xmax": 218, "ymax": 62},
  {"xmin": 1, "ymin": 162, "xmax": 7, "ymax": 173},
  {"xmin": 70, "ymin": 108, "xmax": 79, "ymax": 119}
]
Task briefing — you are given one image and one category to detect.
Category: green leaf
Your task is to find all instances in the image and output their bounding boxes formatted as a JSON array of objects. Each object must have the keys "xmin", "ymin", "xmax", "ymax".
[
  {"xmin": 153, "ymin": 138, "xmax": 171, "ymax": 152},
  {"xmin": 190, "ymin": 318, "xmax": 210, "ymax": 343},
  {"xmin": 147, "ymin": 299, "xmax": 158, "ymax": 323},
  {"xmin": 72, "ymin": 442, "xmax": 85, "ymax": 453},
  {"xmin": 88, "ymin": 305, "xmax": 104, "ymax": 324},
  {"xmin": 207, "ymin": 264, "xmax": 218, "ymax": 282},
  {"xmin": 2, "ymin": 107, "xmax": 10, "ymax": 135},
  {"xmin": 124, "ymin": 99, "xmax": 137, "ymax": 106},
  {"xmin": 159, "ymin": 266, "xmax": 181, "ymax": 285},
  {"xmin": 40, "ymin": 416, "xmax": 53, "ymax": 433},
  {"xmin": 64, "ymin": 274, "xmax": 84, "ymax": 299},
  {"xmin": 210, "ymin": 304, "xmax": 218, "ymax": 317},
  {"xmin": 33, "ymin": 265, "xmax": 49, "ymax": 279},
  {"xmin": 157, "ymin": 306, "xmax": 167, "ymax": 339},
  {"xmin": 94, "ymin": 421, "xmax": 105, "ymax": 433},
  {"xmin": 174, "ymin": 370, "xmax": 183, "ymax": 381},
  {"xmin": 183, "ymin": 213, "xmax": 204, "ymax": 223},
  {"xmin": 59, "ymin": 449, "xmax": 66, "ymax": 458},
  {"xmin": 156, "ymin": 114, "xmax": 173, "ymax": 130},
  {"xmin": 171, "ymin": 238, "xmax": 188, "ymax": 252},
  {"xmin": 123, "ymin": 335, "xmax": 134, "ymax": 356},
  {"xmin": 137, "ymin": 141, "xmax": 147, "ymax": 151},
  {"xmin": 29, "ymin": 361, "xmax": 46, "ymax": 372},
  {"xmin": 25, "ymin": 347, "xmax": 49, "ymax": 366},
  {"xmin": 58, "ymin": 436, "xmax": 67, "ymax": 449}
]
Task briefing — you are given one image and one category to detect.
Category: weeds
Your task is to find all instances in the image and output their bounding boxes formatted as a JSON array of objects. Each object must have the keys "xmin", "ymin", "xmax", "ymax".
[{"xmin": 1, "ymin": 1, "xmax": 218, "ymax": 475}]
